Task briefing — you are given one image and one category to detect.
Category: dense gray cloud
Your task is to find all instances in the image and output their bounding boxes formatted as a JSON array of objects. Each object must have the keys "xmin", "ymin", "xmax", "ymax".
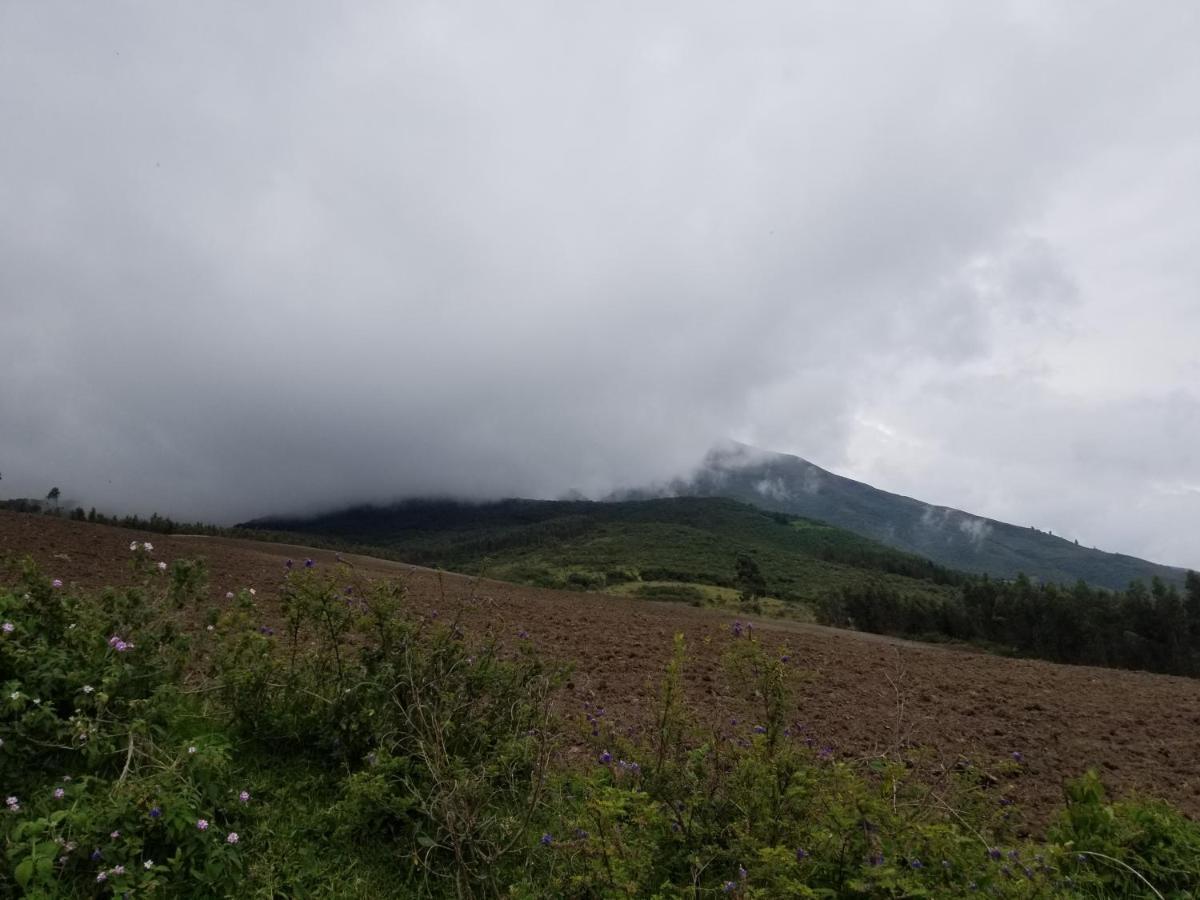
[{"xmin": 1, "ymin": 2, "xmax": 1197, "ymax": 567}]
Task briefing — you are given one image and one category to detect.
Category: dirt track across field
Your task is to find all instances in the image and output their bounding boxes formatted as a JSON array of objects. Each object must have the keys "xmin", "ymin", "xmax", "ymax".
[{"xmin": 4, "ymin": 510, "xmax": 1199, "ymax": 830}]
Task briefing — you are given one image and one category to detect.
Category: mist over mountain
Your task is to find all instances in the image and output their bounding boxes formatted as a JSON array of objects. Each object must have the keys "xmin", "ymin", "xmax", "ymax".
[{"xmin": 620, "ymin": 442, "xmax": 1188, "ymax": 590}]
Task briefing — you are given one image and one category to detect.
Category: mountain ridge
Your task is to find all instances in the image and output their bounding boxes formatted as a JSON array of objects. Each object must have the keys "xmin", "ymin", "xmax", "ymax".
[{"xmin": 617, "ymin": 442, "xmax": 1188, "ymax": 590}]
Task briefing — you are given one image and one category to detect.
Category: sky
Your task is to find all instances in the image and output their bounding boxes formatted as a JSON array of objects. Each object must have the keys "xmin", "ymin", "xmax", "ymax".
[{"xmin": 2, "ymin": 2, "xmax": 1198, "ymax": 568}]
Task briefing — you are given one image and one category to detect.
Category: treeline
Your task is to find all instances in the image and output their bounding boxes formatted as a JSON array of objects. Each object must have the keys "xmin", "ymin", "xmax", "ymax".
[
  {"xmin": 821, "ymin": 571, "xmax": 1200, "ymax": 676},
  {"xmin": 0, "ymin": 498, "xmax": 227, "ymax": 535}
]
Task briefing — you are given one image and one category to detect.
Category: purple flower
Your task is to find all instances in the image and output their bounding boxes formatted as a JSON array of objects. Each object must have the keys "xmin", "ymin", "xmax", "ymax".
[
  {"xmin": 574, "ymin": 828, "xmax": 589, "ymax": 839},
  {"xmin": 52, "ymin": 579, "xmax": 63, "ymax": 588},
  {"xmin": 196, "ymin": 819, "xmax": 209, "ymax": 831},
  {"xmin": 1012, "ymin": 751, "xmax": 1023, "ymax": 763},
  {"xmin": 753, "ymin": 725, "xmax": 767, "ymax": 734},
  {"xmin": 91, "ymin": 849, "xmax": 103, "ymax": 861},
  {"xmin": 988, "ymin": 848, "xmax": 1002, "ymax": 861},
  {"xmin": 795, "ymin": 848, "xmax": 808, "ymax": 862},
  {"xmin": 285, "ymin": 559, "xmax": 293, "ymax": 569},
  {"xmin": 239, "ymin": 790, "xmax": 250, "ymax": 803},
  {"xmin": 731, "ymin": 621, "xmax": 743, "ymax": 638},
  {"xmin": 1, "ymin": 622, "xmax": 12, "ymax": 634},
  {"xmin": 149, "ymin": 807, "xmax": 161, "ymax": 819},
  {"xmin": 540, "ymin": 833, "xmax": 553, "ymax": 846},
  {"xmin": 598, "ymin": 750, "xmax": 612, "ymax": 764},
  {"xmin": 722, "ymin": 882, "xmax": 737, "ymax": 893},
  {"xmin": 910, "ymin": 858, "xmax": 923, "ymax": 869},
  {"xmin": 226, "ymin": 832, "xmax": 239, "ymax": 844},
  {"xmin": 517, "ymin": 629, "xmax": 529, "ymax": 639},
  {"xmin": 53, "ymin": 788, "xmax": 65, "ymax": 800},
  {"xmin": 304, "ymin": 558, "xmax": 314, "ymax": 568}
]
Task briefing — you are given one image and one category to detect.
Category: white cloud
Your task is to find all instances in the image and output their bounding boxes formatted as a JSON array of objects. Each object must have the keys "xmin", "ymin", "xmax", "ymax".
[{"xmin": 0, "ymin": 1, "xmax": 1196, "ymax": 569}]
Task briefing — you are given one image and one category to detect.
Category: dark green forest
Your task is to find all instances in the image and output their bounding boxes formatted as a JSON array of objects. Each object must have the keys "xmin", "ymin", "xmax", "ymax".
[{"xmin": 821, "ymin": 571, "xmax": 1200, "ymax": 676}]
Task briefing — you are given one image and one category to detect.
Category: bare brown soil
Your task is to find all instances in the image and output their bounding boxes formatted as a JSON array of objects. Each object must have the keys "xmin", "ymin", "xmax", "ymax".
[{"xmin": 4, "ymin": 510, "xmax": 1199, "ymax": 830}]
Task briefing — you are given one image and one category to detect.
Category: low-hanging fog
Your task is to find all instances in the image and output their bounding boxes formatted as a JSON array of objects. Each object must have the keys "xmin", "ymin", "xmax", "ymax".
[{"xmin": 2, "ymin": 2, "xmax": 1198, "ymax": 568}]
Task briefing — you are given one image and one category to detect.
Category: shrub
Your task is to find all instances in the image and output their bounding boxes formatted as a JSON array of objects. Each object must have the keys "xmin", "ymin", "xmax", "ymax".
[{"xmin": 5, "ymin": 553, "xmax": 1199, "ymax": 898}]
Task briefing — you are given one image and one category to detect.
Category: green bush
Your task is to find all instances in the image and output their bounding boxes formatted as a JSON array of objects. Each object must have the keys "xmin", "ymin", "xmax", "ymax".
[
  {"xmin": 5, "ymin": 555, "xmax": 1199, "ymax": 898},
  {"xmin": 1, "ymin": 559, "xmax": 247, "ymax": 897}
]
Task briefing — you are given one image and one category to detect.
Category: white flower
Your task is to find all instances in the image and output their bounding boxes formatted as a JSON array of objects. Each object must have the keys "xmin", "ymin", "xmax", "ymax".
[
  {"xmin": 144, "ymin": 860, "xmax": 154, "ymax": 870},
  {"xmin": 1, "ymin": 622, "xmax": 13, "ymax": 633},
  {"xmin": 130, "ymin": 541, "xmax": 139, "ymax": 551},
  {"xmin": 188, "ymin": 745, "xmax": 197, "ymax": 754},
  {"xmin": 226, "ymin": 832, "xmax": 239, "ymax": 844},
  {"xmin": 206, "ymin": 625, "xmax": 214, "ymax": 632},
  {"xmin": 9, "ymin": 692, "xmax": 19, "ymax": 701},
  {"xmin": 249, "ymin": 588, "xmax": 256, "ymax": 596},
  {"xmin": 143, "ymin": 542, "xmax": 153, "ymax": 552},
  {"xmin": 82, "ymin": 685, "xmax": 94, "ymax": 694},
  {"xmin": 225, "ymin": 591, "xmax": 234, "ymax": 599},
  {"xmin": 157, "ymin": 561, "xmax": 167, "ymax": 571}
]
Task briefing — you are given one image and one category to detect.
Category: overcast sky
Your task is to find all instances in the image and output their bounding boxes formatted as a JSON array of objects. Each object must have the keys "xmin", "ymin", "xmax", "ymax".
[{"xmin": 2, "ymin": 2, "xmax": 1198, "ymax": 568}]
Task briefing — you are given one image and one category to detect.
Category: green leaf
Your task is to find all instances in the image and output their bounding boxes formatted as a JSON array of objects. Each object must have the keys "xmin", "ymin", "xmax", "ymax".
[{"xmin": 14, "ymin": 858, "xmax": 34, "ymax": 887}]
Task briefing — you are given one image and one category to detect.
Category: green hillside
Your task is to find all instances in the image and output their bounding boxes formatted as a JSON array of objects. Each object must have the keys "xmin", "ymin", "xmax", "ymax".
[
  {"xmin": 641, "ymin": 442, "xmax": 1190, "ymax": 590},
  {"xmin": 243, "ymin": 496, "xmax": 961, "ymax": 608},
  {"xmin": 244, "ymin": 494, "xmax": 1200, "ymax": 678}
]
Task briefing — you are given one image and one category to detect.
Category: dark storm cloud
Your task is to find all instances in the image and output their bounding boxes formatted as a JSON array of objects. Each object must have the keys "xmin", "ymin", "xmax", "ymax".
[{"xmin": 2, "ymin": 2, "xmax": 1198, "ymax": 566}]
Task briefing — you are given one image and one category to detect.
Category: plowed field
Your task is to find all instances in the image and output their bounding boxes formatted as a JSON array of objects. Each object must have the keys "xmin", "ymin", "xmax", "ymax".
[{"xmin": 4, "ymin": 510, "xmax": 1198, "ymax": 830}]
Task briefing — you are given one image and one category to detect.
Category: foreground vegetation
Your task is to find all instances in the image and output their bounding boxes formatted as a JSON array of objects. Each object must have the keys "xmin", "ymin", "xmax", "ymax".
[{"xmin": 3, "ymin": 551, "xmax": 1198, "ymax": 898}]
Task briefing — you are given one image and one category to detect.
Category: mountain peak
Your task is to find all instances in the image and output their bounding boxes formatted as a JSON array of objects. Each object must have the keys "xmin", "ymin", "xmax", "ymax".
[{"xmin": 675, "ymin": 442, "xmax": 1186, "ymax": 589}]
